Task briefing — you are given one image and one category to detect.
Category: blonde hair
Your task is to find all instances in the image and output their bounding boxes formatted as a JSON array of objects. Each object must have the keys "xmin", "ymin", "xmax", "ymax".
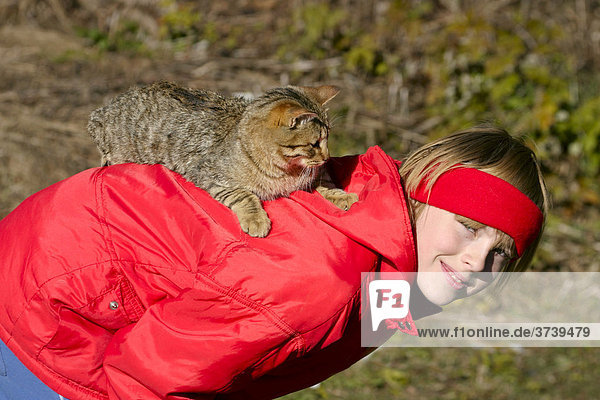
[{"xmin": 398, "ymin": 126, "xmax": 549, "ymax": 273}]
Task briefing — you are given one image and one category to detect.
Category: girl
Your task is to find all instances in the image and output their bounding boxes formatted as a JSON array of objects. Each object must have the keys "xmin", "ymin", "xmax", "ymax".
[
  {"xmin": 0, "ymin": 126, "xmax": 548, "ymax": 399},
  {"xmin": 400, "ymin": 126, "xmax": 547, "ymax": 307}
]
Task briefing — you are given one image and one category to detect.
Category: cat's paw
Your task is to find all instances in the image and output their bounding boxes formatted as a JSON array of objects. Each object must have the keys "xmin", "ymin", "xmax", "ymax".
[
  {"xmin": 238, "ymin": 210, "xmax": 272, "ymax": 238},
  {"xmin": 320, "ymin": 188, "xmax": 359, "ymax": 211}
]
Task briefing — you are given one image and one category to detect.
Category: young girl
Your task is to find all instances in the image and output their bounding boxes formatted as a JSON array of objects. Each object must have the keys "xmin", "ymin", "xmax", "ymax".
[
  {"xmin": 0, "ymin": 126, "xmax": 547, "ymax": 400},
  {"xmin": 400, "ymin": 126, "xmax": 547, "ymax": 307}
]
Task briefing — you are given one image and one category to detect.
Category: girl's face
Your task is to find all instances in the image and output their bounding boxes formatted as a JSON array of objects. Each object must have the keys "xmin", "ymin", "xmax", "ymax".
[{"xmin": 415, "ymin": 204, "xmax": 512, "ymax": 306}]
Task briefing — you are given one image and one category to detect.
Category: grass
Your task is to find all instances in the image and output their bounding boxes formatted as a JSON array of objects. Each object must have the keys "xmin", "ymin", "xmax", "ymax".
[{"xmin": 282, "ymin": 347, "xmax": 600, "ymax": 399}]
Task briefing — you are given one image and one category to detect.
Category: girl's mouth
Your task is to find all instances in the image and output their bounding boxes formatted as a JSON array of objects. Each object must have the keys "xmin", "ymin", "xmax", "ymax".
[{"xmin": 440, "ymin": 261, "xmax": 467, "ymax": 289}]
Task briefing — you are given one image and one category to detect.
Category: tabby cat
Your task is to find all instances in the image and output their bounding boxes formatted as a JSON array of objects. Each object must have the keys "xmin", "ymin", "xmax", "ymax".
[{"xmin": 87, "ymin": 81, "xmax": 358, "ymax": 237}]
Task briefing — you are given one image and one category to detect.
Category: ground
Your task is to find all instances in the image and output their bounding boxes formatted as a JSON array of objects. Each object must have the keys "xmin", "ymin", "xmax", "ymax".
[{"xmin": 1, "ymin": 3, "xmax": 599, "ymax": 398}]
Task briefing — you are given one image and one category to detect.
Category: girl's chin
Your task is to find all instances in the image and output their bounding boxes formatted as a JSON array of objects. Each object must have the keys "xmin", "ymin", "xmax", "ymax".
[
  {"xmin": 421, "ymin": 291, "xmax": 457, "ymax": 307},
  {"xmin": 416, "ymin": 278, "xmax": 494, "ymax": 307},
  {"xmin": 416, "ymin": 276, "xmax": 463, "ymax": 306}
]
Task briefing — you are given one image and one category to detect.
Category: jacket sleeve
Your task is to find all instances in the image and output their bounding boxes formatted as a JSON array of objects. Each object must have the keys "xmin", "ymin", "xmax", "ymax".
[{"xmin": 103, "ymin": 285, "xmax": 301, "ymax": 400}]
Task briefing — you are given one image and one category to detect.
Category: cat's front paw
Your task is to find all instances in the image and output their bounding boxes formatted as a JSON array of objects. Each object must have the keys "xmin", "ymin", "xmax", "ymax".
[
  {"xmin": 318, "ymin": 187, "xmax": 359, "ymax": 211},
  {"xmin": 238, "ymin": 210, "xmax": 272, "ymax": 238}
]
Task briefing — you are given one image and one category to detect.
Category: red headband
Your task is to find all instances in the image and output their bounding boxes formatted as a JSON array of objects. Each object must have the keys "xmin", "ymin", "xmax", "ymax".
[{"xmin": 410, "ymin": 167, "xmax": 543, "ymax": 257}]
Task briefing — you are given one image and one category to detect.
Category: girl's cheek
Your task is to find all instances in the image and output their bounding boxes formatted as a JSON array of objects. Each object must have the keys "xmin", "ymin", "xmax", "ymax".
[{"xmin": 440, "ymin": 231, "xmax": 469, "ymax": 253}]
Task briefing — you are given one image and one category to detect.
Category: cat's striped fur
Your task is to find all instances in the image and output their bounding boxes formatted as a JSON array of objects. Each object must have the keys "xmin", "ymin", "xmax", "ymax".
[{"xmin": 88, "ymin": 81, "xmax": 357, "ymax": 237}]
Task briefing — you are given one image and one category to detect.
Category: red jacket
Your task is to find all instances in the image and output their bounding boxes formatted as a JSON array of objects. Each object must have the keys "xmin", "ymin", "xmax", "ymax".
[{"xmin": 0, "ymin": 146, "xmax": 417, "ymax": 400}]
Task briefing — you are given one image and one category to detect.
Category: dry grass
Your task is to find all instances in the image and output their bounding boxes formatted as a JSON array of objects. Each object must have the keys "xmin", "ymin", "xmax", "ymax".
[{"xmin": 1, "ymin": 1, "xmax": 599, "ymax": 398}]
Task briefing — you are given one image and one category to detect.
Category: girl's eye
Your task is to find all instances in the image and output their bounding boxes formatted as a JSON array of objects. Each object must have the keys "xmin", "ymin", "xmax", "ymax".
[
  {"xmin": 459, "ymin": 221, "xmax": 477, "ymax": 234},
  {"xmin": 493, "ymin": 248, "xmax": 509, "ymax": 258}
]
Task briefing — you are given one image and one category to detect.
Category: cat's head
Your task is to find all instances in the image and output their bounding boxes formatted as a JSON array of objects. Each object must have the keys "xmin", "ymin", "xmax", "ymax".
[{"xmin": 242, "ymin": 85, "xmax": 339, "ymax": 174}]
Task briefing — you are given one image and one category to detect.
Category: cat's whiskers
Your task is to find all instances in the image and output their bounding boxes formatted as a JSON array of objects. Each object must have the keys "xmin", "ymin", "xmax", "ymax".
[{"xmin": 298, "ymin": 165, "xmax": 319, "ymax": 191}]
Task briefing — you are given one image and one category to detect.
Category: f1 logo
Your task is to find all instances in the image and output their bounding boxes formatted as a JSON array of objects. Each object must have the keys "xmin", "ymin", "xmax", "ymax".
[{"xmin": 369, "ymin": 280, "xmax": 411, "ymax": 331}]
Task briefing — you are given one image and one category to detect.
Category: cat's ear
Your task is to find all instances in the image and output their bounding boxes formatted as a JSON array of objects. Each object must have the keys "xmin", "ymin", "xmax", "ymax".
[{"xmin": 300, "ymin": 85, "xmax": 340, "ymax": 106}]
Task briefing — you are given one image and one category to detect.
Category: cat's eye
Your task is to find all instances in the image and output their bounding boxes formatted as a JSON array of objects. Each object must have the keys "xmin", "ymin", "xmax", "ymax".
[
  {"xmin": 291, "ymin": 113, "xmax": 318, "ymax": 129},
  {"xmin": 311, "ymin": 140, "xmax": 320, "ymax": 148}
]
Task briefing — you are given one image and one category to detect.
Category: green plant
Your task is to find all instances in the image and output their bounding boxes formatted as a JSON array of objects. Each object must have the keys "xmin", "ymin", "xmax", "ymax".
[
  {"xmin": 419, "ymin": 9, "xmax": 600, "ymax": 186},
  {"xmin": 159, "ymin": 0, "xmax": 201, "ymax": 41},
  {"xmin": 76, "ymin": 20, "xmax": 146, "ymax": 54},
  {"xmin": 277, "ymin": 2, "xmax": 348, "ymax": 61}
]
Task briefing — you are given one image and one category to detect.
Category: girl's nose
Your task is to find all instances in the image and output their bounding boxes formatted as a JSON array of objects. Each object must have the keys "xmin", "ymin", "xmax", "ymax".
[{"xmin": 462, "ymin": 237, "xmax": 495, "ymax": 272}]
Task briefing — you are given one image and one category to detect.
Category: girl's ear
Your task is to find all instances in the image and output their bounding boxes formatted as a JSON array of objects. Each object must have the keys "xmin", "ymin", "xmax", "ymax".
[{"xmin": 300, "ymin": 85, "xmax": 340, "ymax": 106}]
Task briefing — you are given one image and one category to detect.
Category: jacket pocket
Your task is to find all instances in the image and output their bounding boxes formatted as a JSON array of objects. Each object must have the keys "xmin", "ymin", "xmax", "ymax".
[
  {"xmin": 45, "ymin": 267, "xmax": 146, "ymax": 341},
  {"xmin": 77, "ymin": 275, "xmax": 145, "ymax": 332}
]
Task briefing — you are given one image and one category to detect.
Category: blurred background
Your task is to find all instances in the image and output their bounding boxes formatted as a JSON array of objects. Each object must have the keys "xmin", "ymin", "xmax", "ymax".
[{"xmin": 0, "ymin": 0, "xmax": 598, "ymax": 398}]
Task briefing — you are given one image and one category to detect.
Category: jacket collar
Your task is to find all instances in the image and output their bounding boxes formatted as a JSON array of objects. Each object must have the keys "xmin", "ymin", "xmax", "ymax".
[{"xmin": 290, "ymin": 146, "xmax": 417, "ymax": 277}]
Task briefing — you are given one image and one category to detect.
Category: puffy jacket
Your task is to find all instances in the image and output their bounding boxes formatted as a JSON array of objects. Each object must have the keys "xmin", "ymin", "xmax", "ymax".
[{"xmin": 0, "ymin": 146, "xmax": 417, "ymax": 400}]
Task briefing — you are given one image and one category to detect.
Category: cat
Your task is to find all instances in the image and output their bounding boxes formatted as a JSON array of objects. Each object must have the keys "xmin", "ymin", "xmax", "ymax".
[{"xmin": 87, "ymin": 81, "xmax": 358, "ymax": 237}]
